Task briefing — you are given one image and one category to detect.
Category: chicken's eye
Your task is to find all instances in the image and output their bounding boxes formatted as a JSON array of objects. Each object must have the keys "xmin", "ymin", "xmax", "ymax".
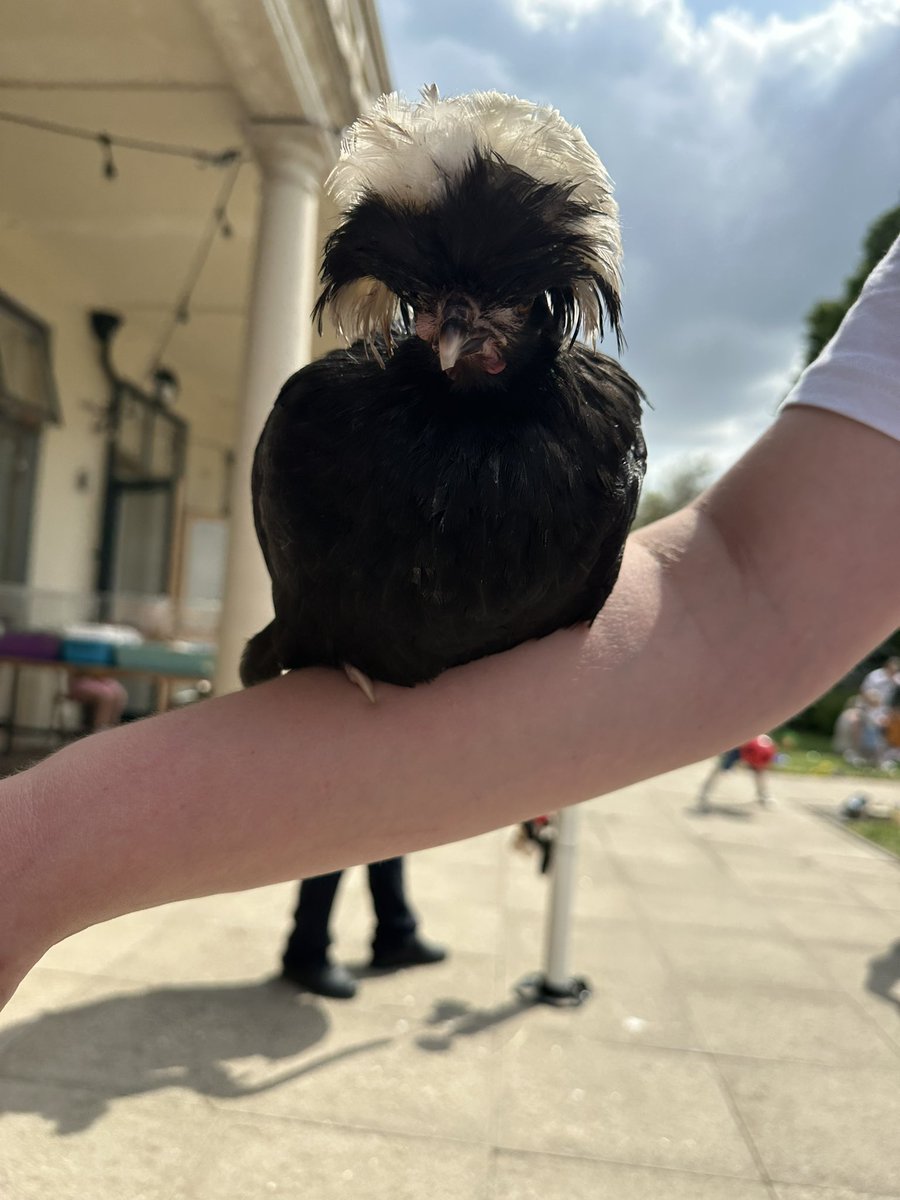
[{"xmin": 515, "ymin": 300, "xmax": 535, "ymax": 317}]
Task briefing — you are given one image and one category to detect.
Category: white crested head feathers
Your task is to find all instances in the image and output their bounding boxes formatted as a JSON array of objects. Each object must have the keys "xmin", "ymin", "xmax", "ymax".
[{"xmin": 320, "ymin": 86, "xmax": 623, "ymax": 346}]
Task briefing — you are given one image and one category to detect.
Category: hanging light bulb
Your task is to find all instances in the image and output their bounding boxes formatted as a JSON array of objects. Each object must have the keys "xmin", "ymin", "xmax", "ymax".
[
  {"xmin": 215, "ymin": 205, "xmax": 234, "ymax": 239},
  {"xmin": 97, "ymin": 133, "xmax": 118, "ymax": 180},
  {"xmin": 152, "ymin": 366, "xmax": 180, "ymax": 407}
]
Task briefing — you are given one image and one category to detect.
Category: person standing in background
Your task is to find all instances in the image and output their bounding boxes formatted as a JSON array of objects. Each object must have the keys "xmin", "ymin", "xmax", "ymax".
[{"xmin": 280, "ymin": 858, "xmax": 446, "ymax": 999}]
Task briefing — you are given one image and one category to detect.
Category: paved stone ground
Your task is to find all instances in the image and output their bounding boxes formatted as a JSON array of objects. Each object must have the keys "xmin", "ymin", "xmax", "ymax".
[{"xmin": 1, "ymin": 759, "xmax": 898, "ymax": 1199}]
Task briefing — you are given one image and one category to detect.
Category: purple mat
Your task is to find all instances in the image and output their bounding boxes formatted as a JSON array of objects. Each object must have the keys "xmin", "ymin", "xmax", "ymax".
[{"xmin": 0, "ymin": 631, "xmax": 62, "ymax": 660}]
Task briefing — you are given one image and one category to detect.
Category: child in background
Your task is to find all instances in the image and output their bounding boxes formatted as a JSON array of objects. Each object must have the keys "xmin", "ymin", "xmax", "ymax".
[{"xmin": 696, "ymin": 735, "xmax": 776, "ymax": 812}]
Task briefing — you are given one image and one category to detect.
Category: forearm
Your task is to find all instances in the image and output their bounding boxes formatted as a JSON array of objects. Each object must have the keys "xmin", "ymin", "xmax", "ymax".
[
  {"xmin": 1, "ymin": 517, "xmax": 716, "ymax": 970},
  {"xmin": 0, "ymin": 553, "xmax": 666, "ymax": 962},
  {"xmin": 640, "ymin": 407, "xmax": 900, "ymax": 717},
  {"xmin": 5, "ymin": 404, "xmax": 898, "ymax": 978}
]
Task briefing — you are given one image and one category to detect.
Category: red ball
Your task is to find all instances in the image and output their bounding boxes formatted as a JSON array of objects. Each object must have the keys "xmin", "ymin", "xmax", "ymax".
[{"xmin": 739, "ymin": 735, "xmax": 776, "ymax": 770}]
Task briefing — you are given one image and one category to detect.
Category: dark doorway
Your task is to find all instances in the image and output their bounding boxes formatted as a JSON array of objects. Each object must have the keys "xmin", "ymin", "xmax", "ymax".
[{"xmin": 96, "ymin": 381, "xmax": 187, "ymax": 609}]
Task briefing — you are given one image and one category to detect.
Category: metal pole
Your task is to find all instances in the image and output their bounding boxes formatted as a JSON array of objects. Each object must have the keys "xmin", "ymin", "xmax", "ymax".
[
  {"xmin": 543, "ymin": 803, "xmax": 580, "ymax": 990},
  {"xmin": 516, "ymin": 804, "xmax": 591, "ymax": 1007}
]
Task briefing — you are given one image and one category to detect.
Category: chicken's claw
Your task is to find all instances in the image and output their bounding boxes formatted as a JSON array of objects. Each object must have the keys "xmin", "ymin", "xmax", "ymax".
[{"xmin": 343, "ymin": 663, "xmax": 377, "ymax": 704}]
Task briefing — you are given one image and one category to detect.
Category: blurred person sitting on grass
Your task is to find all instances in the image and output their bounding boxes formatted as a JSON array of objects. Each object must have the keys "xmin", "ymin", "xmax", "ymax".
[
  {"xmin": 882, "ymin": 685, "xmax": 900, "ymax": 766},
  {"xmin": 861, "ymin": 656, "xmax": 900, "ymax": 708}
]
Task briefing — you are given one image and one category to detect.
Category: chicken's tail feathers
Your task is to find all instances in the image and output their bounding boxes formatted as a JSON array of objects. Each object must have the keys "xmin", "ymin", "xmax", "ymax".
[{"xmin": 240, "ymin": 622, "xmax": 282, "ymax": 688}]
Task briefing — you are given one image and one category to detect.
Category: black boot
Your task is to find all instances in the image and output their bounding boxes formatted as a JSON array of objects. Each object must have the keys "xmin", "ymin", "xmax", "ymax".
[
  {"xmin": 370, "ymin": 936, "xmax": 447, "ymax": 970},
  {"xmin": 281, "ymin": 959, "xmax": 358, "ymax": 999}
]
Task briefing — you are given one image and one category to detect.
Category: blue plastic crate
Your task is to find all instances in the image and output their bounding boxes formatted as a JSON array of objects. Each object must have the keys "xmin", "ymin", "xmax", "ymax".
[{"xmin": 60, "ymin": 639, "xmax": 116, "ymax": 666}]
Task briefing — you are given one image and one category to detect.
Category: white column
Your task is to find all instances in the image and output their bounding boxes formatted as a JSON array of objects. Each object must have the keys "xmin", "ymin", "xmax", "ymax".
[{"xmin": 215, "ymin": 131, "xmax": 327, "ymax": 694}]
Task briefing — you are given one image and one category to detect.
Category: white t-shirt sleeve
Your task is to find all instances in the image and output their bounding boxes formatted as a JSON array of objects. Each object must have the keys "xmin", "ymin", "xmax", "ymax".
[{"xmin": 782, "ymin": 234, "xmax": 900, "ymax": 440}]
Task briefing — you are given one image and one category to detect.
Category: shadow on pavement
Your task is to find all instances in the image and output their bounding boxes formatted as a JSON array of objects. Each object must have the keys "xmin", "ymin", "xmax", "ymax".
[
  {"xmin": 0, "ymin": 979, "xmax": 391, "ymax": 1134},
  {"xmin": 685, "ymin": 804, "xmax": 755, "ymax": 820},
  {"xmin": 866, "ymin": 940, "xmax": 900, "ymax": 1015},
  {"xmin": 415, "ymin": 996, "xmax": 537, "ymax": 1051}
]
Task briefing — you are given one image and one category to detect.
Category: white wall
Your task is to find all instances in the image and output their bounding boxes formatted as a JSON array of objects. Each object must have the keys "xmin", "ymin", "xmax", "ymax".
[
  {"xmin": 0, "ymin": 227, "xmax": 238, "ymax": 600},
  {"xmin": 1, "ymin": 170, "xmax": 374, "ymax": 612}
]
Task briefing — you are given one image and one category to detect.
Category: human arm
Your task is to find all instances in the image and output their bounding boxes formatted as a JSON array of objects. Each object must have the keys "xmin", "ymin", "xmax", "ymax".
[{"xmin": 2, "ymin": 239, "xmax": 900, "ymax": 1005}]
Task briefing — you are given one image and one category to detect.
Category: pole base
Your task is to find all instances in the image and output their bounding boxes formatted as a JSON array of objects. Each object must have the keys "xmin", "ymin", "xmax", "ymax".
[{"xmin": 515, "ymin": 971, "xmax": 592, "ymax": 1008}]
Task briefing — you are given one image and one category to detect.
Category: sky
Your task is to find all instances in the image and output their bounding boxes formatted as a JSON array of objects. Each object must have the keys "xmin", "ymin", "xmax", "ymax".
[{"xmin": 376, "ymin": 0, "xmax": 900, "ymax": 487}]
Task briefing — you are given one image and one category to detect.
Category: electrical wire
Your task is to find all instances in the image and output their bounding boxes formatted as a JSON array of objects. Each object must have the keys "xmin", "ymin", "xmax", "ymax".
[
  {"xmin": 0, "ymin": 106, "xmax": 339, "ymax": 378},
  {"xmin": 143, "ymin": 158, "xmax": 244, "ymax": 378},
  {"xmin": 0, "ymin": 107, "xmax": 242, "ymax": 167}
]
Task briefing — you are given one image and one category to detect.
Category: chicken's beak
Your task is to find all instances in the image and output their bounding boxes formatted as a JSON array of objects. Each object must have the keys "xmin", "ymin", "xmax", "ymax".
[{"xmin": 438, "ymin": 317, "xmax": 468, "ymax": 373}]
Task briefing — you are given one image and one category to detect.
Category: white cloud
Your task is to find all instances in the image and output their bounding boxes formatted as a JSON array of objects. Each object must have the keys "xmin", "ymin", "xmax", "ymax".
[
  {"xmin": 513, "ymin": 0, "xmax": 682, "ymax": 33},
  {"xmin": 512, "ymin": 0, "xmax": 900, "ymax": 41}
]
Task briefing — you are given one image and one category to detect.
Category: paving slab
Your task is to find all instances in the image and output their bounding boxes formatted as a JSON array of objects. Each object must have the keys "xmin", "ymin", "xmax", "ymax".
[
  {"xmin": 31, "ymin": 906, "xmax": 175, "ymax": 976},
  {"xmin": 718, "ymin": 1057, "xmax": 900, "ymax": 1193},
  {"xmin": 635, "ymin": 886, "xmax": 783, "ymax": 933},
  {"xmin": 501, "ymin": 912, "xmax": 701, "ymax": 1050},
  {"xmin": 492, "ymin": 1151, "xmax": 773, "ymax": 1200},
  {"xmin": 495, "ymin": 1030, "xmax": 758, "ymax": 1177},
  {"xmin": 682, "ymin": 981, "xmax": 898, "ymax": 1065},
  {"xmin": 171, "ymin": 1117, "xmax": 492, "ymax": 1200},
  {"xmin": 352, "ymin": 947, "xmax": 499, "ymax": 1013},
  {"xmin": 0, "ymin": 968, "xmax": 96, "ymax": 1053},
  {"xmin": 774, "ymin": 1189, "xmax": 900, "ymax": 1200},
  {"xmin": 656, "ymin": 925, "xmax": 834, "ymax": 990},
  {"xmin": 3, "ymin": 758, "xmax": 900, "ymax": 1199},
  {"xmin": 848, "ymin": 877, "xmax": 900, "ymax": 910},
  {"xmin": 0, "ymin": 975, "xmax": 332, "ymax": 1100},
  {"xmin": 802, "ymin": 938, "xmax": 900, "ymax": 1051},
  {"xmin": 0, "ymin": 1083, "xmax": 215, "ymax": 1197},
  {"xmin": 501, "ymin": 856, "xmax": 642, "ymax": 920},
  {"xmin": 201, "ymin": 1003, "xmax": 499, "ymax": 1143},
  {"xmin": 767, "ymin": 898, "xmax": 897, "ymax": 946}
]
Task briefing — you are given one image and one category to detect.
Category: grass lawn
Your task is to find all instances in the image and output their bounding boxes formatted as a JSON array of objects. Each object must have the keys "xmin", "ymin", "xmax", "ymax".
[
  {"xmin": 848, "ymin": 818, "xmax": 900, "ymax": 857},
  {"xmin": 773, "ymin": 729, "xmax": 900, "ymax": 860},
  {"xmin": 772, "ymin": 729, "xmax": 899, "ymax": 780}
]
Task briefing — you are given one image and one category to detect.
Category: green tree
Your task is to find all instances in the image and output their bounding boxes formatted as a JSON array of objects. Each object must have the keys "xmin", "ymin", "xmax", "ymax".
[
  {"xmin": 633, "ymin": 454, "xmax": 714, "ymax": 529},
  {"xmin": 791, "ymin": 202, "xmax": 900, "ymax": 734},
  {"xmin": 804, "ymin": 203, "xmax": 900, "ymax": 364}
]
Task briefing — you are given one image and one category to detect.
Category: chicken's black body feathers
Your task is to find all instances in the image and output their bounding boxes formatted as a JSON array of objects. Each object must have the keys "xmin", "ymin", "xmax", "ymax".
[{"xmin": 242, "ymin": 337, "xmax": 645, "ymax": 687}]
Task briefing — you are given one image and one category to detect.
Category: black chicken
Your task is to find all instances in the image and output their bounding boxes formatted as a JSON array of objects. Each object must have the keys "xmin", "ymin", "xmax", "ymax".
[{"xmin": 241, "ymin": 88, "xmax": 646, "ymax": 696}]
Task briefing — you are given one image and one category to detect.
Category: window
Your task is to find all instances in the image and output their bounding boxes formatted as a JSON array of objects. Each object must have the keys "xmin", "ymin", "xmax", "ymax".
[
  {"xmin": 110, "ymin": 382, "xmax": 185, "ymax": 482},
  {"xmin": 0, "ymin": 293, "xmax": 60, "ymax": 584},
  {"xmin": 0, "ymin": 414, "xmax": 39, "ymax": 583},
  {"xmin": 97, "ymin": 381, "xmax": 187, "ymax": 599},
  {"xmin": 0, "ymin": 292, "xmax": 61, "ymax": 425}
]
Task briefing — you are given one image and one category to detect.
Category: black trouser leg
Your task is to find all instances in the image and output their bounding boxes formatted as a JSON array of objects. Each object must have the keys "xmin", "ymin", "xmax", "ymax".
[
  {"xmin": 282, "ymin": 871, "xmax": 344, "ymax": 968},
  {"xmin": 368, "ymin": 858, "xmax": 417, "ymax": 955}
]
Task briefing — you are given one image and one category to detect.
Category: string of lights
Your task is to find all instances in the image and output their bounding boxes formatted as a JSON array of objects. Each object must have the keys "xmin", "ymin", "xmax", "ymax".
[
  {"xmin": 0, "ymin": 106, "xmax": 341, "ymax": 380},
  {"xmin": 143, "ymin": 157, "xmax": 244, "ymax": 379},
  {"xmin": 0, "ymin": 108, "xmax": 243, "ymax": 173},
  {"xmin": 0, "ymin": 108, "xmax": 254, "ymax": 378}
]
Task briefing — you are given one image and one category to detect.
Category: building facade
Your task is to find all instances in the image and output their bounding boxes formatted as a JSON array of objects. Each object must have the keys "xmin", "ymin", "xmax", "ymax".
[{"xmin": 0, "ymin": 0, "xmax": 391, "ymax": 707}]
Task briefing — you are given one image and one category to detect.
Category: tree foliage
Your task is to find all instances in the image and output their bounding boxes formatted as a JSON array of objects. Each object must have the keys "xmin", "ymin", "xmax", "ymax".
[
  {"xmin": 633, "ymin": 455, "xmax": 714, "ymax": 529},
  {"xmin": 790, "ymin": 202, "xmax": 900, "ymax": 732},
  {"xmin": 804, "ymin": 203, "xmax": 900, "ymax": 364}
]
